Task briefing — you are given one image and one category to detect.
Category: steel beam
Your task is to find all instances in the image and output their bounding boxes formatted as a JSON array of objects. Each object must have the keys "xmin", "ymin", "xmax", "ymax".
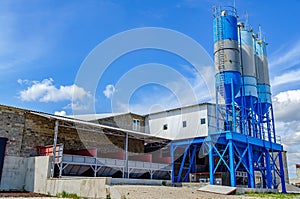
[
  {"xmin": 51, "ymin": 120, "xmax": 59, "ymax": 178},
  {"xmin": 228, "ymin": 139, "xmax": 236, "ymax": 187},
  {"xmin": 209, "ymin": 141, "xmax": 214, "ymax": 185},
  {"xmin": 247, "ymin": 144, "xmax": 255, "ymax": 188}
]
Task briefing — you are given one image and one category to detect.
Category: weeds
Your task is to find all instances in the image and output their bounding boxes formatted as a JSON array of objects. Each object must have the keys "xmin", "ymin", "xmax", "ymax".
[
  {"xmin": 56, "ymin": 190, "xmax": 81, "ymax": 199},
  {"xmin": 245, "ymin": 192, "xmax": 300, "ymax": 199}
]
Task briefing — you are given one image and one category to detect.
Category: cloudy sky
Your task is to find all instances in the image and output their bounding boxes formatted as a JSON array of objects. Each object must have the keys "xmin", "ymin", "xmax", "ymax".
[{"xmin": 0, "ymin": 0, "xmax": 300, "ymax": 178}]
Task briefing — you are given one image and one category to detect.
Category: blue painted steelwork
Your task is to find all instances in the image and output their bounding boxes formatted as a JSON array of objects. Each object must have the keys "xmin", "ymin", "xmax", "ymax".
[
  {"xmin": 213, "ymin": 6, "xmax": 241, "ymax": 105},
  {"xmin": 255, "ymin": 40, "xmax": 271, "ymax": 114},
  {"xmin": 170, "ymin": 132, "xmax": 286, "ymax": 191},
  {"xmin": 169, "ymin": 6, "xmax": 286, "ymax": 194},
  {"xmin": 236, "ymin": 24, "xmax": 258, "ymax": 109}
]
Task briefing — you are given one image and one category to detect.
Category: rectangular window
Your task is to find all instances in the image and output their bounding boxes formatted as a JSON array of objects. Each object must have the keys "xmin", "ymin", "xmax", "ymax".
[
  {"xmin": 163, "ymin": 124, "xmax": 168, "ymax": 130},
  {"xmin": 183, "ymin": 121, "xmax": 187, "ymax": 128},
  {"xmin": 133, "ymin": 119, "xmax": 140, "ymax": 131},
  {"xmin": 200, "ymin": 118, "xmax": 206, "ymax": 125}
]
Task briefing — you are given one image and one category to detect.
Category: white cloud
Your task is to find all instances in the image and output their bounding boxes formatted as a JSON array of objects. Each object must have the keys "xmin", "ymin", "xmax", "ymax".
[
  {"xmin": 273, "ymin": 90, "xmax": 300, "ymax": 122},
  {"xmin": 271, "ymin": 68, "xmax": 300, "ymax": 87},
  {"xmin": 269, "ymin": 39, "xmax": 300, "ymax": 72},
  {"xmin": 54, "ymin": 110, "xmax": 66, "ymax": 116},
  {"xmin": 103, "ymin": 84, "xmax": 115, "ymax": 99},
  {"xmin": 18, "ymin": 78, "xmax": 92, "ymax": 112},
  {"xmin": 19, "ymin": 78, "xmax": 92, "ymax": 102},
  {"xmin": 272, "ymin": 90, "xmax": 300, "ymax": 178}
]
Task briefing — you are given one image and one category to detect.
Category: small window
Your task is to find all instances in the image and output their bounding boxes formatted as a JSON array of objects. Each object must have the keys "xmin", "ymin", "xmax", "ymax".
[
  {"xmin": 183, "ymin": 121, "xmax": 187, "ymax": 128},
  {"xmin": 200, "ymin": 118, "xmax": 206, "ymax": 125},
  {"xmin": 133, "ymin": 119, "xmax": 140, "ymax": 131},
  {"xmin": 163, "ymin": 124, "xmax": 168, "ymax": 130}
]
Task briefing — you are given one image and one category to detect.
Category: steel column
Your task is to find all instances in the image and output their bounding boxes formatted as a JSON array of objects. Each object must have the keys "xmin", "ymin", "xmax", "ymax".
[
  {"xmin": 278, "ymin": 151, "xmax": 287, "ymax": 193},
  {"xmin": 228, "ymin": 139, "xmax": 236, "ymax": 187},
  {"xmin": 177, "ymin": 146, "xmax": 189, "ymax": 182},
  {"xmin": 265, "ymin": 150, "xmax": 272, "ymax": 188},
  {"xmin": 209, "ymin": 141, "xmax": 214, "ymax": 185},
  {"xmin": 51, "ymin": 120, "xmax": 59, "ymax": 178},
  {"xmin": 247, "ymin": 144, "xmax": 255, "ymax": 188},
  {"xmin": 170, "ymin": 144, "xmax": 175, "ymax": 183},
  {"xmin": 124, "ymin": 132, "xmax": 129, "ymax": 178}
]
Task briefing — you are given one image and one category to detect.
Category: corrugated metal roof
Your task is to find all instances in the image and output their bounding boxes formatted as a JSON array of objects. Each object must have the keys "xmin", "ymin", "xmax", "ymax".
[
  {"xmin": 30, "ymin": 111, "xmax": 170, "ymax": 142},
  {"xmin": 67, "ymin": 113, "xmax": 128, "ymax": 121}
]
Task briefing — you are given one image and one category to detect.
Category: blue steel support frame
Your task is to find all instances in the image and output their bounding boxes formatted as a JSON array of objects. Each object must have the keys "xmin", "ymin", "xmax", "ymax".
[
  {"xmin": 247, "ymin": 144, "xmax": 255, "ymax": 188},
  {"xmin": 170, "ymin": 61, "xmax": 286, "ymax": 193},
  {"xmin": 265, "ymin": 149, "xmax": 272, "ymax": 188},
  {"xmin": 209, "ymin": 141, "xmax": 214, "ymax": 185},
  {"xmin": 228, "ymin": 139, "xmax": 236, "ymax": 186},
  {"xmin": 170, "ymin": 144, "xmax": 175, "ymax": 183}
]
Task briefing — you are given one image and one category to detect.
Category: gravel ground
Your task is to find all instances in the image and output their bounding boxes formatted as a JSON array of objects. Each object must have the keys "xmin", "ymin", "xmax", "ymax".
[{"xmin": 113, "ymin": 185, "xmax": 258, "ymax": 199}]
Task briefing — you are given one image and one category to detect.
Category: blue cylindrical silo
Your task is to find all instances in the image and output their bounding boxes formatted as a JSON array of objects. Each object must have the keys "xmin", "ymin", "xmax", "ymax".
[
  {"xmin": 213, "ymin": 7, "xmax": 241, "ymax": 104},
  {"xmin": 254, "ymin": 38, "xmax": 271, "ymax": 114},
  {"xmin": 235, "ymin": 23, "xmax": 258, "ymax": 108}
]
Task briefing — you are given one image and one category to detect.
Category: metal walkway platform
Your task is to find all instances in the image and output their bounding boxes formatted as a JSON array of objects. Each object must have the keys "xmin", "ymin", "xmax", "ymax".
[{"xmin": 57, "ymin": 154, "xmax": 171, "ymax": 179}]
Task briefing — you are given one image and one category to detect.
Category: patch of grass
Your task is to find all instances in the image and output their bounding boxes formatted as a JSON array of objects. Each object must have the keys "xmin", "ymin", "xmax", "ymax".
[
  {"xmin": 106, "ymin": 193, "xmax": 111, "ymax": 199},
  {"xmin": 56, "ymin": 191, "xmax": 81, "ymax": 199},
  {"xmin": 162, "ymin": 180, "xmax": 167, "ymax": 186},
  {"xmin": 121, "ymin": 195, "xmax": 127, "ymax": 199},
  {"xmin": 245, "ymin": 192, "xmax": 300, "ymax": 199}
]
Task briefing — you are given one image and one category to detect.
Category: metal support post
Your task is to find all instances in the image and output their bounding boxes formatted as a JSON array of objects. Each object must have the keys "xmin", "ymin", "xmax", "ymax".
[
  {"xmin": 209, "ymin": 141, "xmax": 214, "ymax": 185},
  {"xmin": 51, "ymin": 120, "xmax": 59, "ymax": 178},
  {"xmin": 170, "ymin": 144, "xmax": 175, "ymax": 183},
  {"xmin": 267, "ymin": 115, "xmax": 272, "ymax": 142},
  {"xmin": 270, "ymin": 105, "xmax": 277, "ymax": 143},
  {"xmin": 247, "ymin": 144, "xmax": 255, "ymax": 188},
  {"xmin": 265, "ymin": 150, "xmax": 272, "ymax": 188},
  {"xmin": 177, "ymin": 146, "xmax": 189, "ymax": 182},
  {"xmin": 124, "ymin": 132, "xmax": 129, "ymax": 178},
  {"xmin": 229, "ymin": 139, "xmax": 236, "ymax": 187},
  {"xmin": 191, "ymin": 146, "xmax": 196, "ymax": 173}
]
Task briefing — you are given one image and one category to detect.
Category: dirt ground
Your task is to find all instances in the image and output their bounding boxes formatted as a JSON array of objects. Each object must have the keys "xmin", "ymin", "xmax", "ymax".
[
  {"xmin": 113, "ymin": 185, "xmax": 258, "ymax": 199},
  {"xmin": 0, "ymin": 191, "xmax": 54, "ymax": 198}
]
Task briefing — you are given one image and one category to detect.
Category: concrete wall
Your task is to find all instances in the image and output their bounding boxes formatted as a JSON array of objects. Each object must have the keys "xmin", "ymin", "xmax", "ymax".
[
  {"xmin": 25, "ymin": 156, "xmax": 51, "ymax": 193},
  {"xmin": 282, "ymin": 151, "xmax": 290, "ymax": 184},
  {"xmin": 0, "ymin": 156, "xmax": 51, "ymax": 191},
  {"xmin": 1, "ymin": 156, "xmax": 108, "ymax": 198},
  {"xmin": 0, "ymin": 156, "xmax": 28, "ymax": 190},
  {"xmin": 47, "ymin": 178, "xmax": 108, "ymax": 198}
]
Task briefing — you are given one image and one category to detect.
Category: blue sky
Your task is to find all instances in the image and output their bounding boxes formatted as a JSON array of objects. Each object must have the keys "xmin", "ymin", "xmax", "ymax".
[{"xmin": 1, "ymin": 0, "xmax": 300, "ymax": 178}]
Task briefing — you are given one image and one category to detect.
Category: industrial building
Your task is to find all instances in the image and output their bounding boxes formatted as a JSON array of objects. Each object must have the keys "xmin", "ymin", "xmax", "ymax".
[{"xmin": 0, "ymin": 4, "xmax": 289, "ymax": 196}]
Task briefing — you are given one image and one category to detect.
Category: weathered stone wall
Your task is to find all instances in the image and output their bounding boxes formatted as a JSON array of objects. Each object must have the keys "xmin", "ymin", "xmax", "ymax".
[
  {"xmin": 20, "ymin": 113, "xmax": 55, "ymax": 156},
  {"xmin": 95, "ymin": 113, "xmax": 146, "ymax": 132},
  {"xmin": 0, "ymin": 105, "xmax": 144, "ymax": 157},
  {"xmin": 0, "ymin": 105, "xmax": 26, "ymax": 156}
]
